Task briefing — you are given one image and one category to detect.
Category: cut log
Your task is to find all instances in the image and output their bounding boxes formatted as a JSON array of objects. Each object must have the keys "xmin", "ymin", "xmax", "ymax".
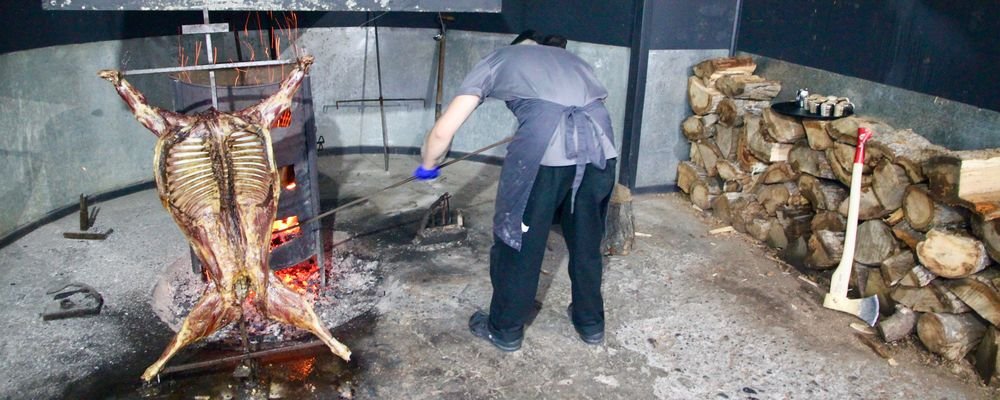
[
  {"xmin": 755, "ymin": 182, "xmax": 807, "ymax": 216},
  {"xmin": 854, "ymin": 220, "xmax": 897, "ymax": 266},
  {"xmin": 761, "ymin": 162, "xmax": 799, "ymax": 184},
  {"xmin": 692, "ymin": 56, "xmax": 756, "ymax": 86},
  {"xmin": 879, "ymin": 305, "xmax": 917, "ymax": 343},
  {"xmin": 730, "ymin": 197, "xmax": 767, "ymax": 234},
  {"xmin": 694, "ymin": 140, "xmax": 725, "ymax": 177},
  {"xmin": 776, "ymin": 205, "xmax": 814, "ymax": 241},
  {"xmin": 745, "ymin": 116, "xmax": 794, "ymax": 162},
  {"xmin": 765, "ymin": 218, "xmax": 789, "ymax": 249},
  {"xmin": 716, "ymin": 159, "xmax": 747, "ymax": 183},
  {"xmin": 676, "ymin": 161, "xmax": 706, "ymax": 194},
  {"xmin": 864, "ymin": 266, "xmax": 895, "ymax": 314},
  {"xmin": 826, "ymin": 116, "xmax": 895, "ymax": 146},
  {"xmin": 690, "ymin": 175, "xmax": 723, "ymax": 210},
  {"xmin": 714, "ymin": 74, "xmax": 781, "ymax": 100},
  {"xmin": 971, "ymin": 216, "xmax": 1000, "ymax": 264},
  {"xmin": 943, "ymin": 274, "xmax": 1000, "ymax": 327},
  {"xmin": 837, "ymin": 185, "xmax": 890, "ymax": 220},
  {"xmin": 681, "ymin": 115, "xmax": 715, "ymax": 141},
  {"xmin": 723, "ymin": 180, "xmax": 743, "ymax": 193},
  {"xmin": 762, "ymin": 108, "xmax": 805, "ymax": 144},
  {"xmin": 737, "ymin": 117, "xmax": 769, "ymax": 172},
  {"xmin": 802, "ymin": 119, "xmax": 834, "ymax": 151},
  {"xmin": 902, "ymin": 184, "xmax": 967, "ymax": 232},
  {"xmin": 806, "ymin": 230, "xmax": 844, "ymax": 269},
  {"xmin": 868, "ymin": 128, "xmax": 944, "ymax": 184},
  {"xmin": 898, "ymin": 265, "xmax": 936, "ymax": 288},
  {"xmin": 811, "ymin": 211, "xmax": 846, "ymax": 232},
  {"xmin": 917, "ymin": 312, "xmax": 987, "ymax": 361},
  {"xmin": 687, "ymin": 76, "xmax": 724, "ymax": 116},
  {"xmin": 715, "ymin": 125, "xmax": 739, "ymax": 160},
  {"xmin": 747, "ymin": 217, "xmax": 775, "ymax": 242},
  {"xmin": 798, "ymin": 175, "xmax": 847, "ymax": 211},
  {"xmin": 880, "ymin": 250, "xmax": 917, "ymax": 287},
  {"xmin": 891, "ymin": 281, "xmax": 972, "ymax": 314},
  {"xmin": 892, "ymin": 220, "xmax": 926, "ymax": 251},
  {"xmin": 885, "ymin": 208, "xmax": 906, "ymax": 226},
  {"xmin": 975, "ymin": 326, "xmax": 1000, "ymax": 384},
  {"xmin": 602, "ymin": 184, "xmax": 635, "ymax": 256},
  {"xmin": 871, "ymin": 159, "xmax": 911, "ymax": 211},
  {"xmin": 789, "ymin": 142, "xmax": 836, "ymax": 180},
  {"xmin": 827, "ymin": 142, "xmax": 874, "ymax": 188},
  {"xmin": 711, "ymin": 192, "xmax": 743, "ymax": 225},
  {"xmin": 925, "ymin": 149, "xmax": 1000, "ymax": 221},
  {"xmin": 717, "ymin": 98, "xmax": 770, "ymax": 127},
  {"xmin": 916, "ymin": 229, "xmax": 990, "ymax": 279}
]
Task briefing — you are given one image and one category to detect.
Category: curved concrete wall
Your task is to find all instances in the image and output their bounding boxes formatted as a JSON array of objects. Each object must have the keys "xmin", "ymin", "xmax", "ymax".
[{"xmin": 0, "ymin": 28, "xmax": 631, "ymax": 241}]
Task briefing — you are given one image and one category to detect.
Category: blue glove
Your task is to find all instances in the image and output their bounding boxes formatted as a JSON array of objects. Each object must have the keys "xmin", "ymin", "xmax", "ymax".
[{"xmin": 413, "ymin": 165, "xmax": 440, "ymax": 181}]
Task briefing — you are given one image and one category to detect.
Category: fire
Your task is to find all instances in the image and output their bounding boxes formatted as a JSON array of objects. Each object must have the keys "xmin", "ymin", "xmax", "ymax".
[
  {"xmin": 285, "ymin": 182, "xmax": 297, "ymax": 191},
  {"xmin": 274, "ymin": 257, "xmax": 320, "ymax": 296},
  {"xmin": 271, "ymin": 108, "xmax": 293, "ymax": 128},
  {"xmin": 271, "ymin": 215, "xmax": 301, "ymax": 248}
]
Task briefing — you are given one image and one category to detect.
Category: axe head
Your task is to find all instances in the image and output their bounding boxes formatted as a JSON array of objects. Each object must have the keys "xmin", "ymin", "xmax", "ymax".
[{"xmin": 823, "ymin": 293, "xmax": 880, "ymax": 327}]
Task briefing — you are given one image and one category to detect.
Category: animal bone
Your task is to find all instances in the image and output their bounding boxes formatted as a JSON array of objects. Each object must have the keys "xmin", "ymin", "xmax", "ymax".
[{"xmin": 99, "ymin": 56, "xmax": 350, "ymax": 381}]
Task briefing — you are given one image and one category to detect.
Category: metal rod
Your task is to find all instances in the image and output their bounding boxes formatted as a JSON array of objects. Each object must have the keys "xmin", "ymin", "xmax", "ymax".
[
  {"xmin": 334, "ymin": 98, "xmax": 425, "ymax": 108},
  {"xmin": 122, "ymin": 59, "xmax": 295, "ymax": 76},
  {"xmin": 435, "ymin": 13, "xmax": 447, "ymax": 120},
  {"xmin": 374, "ymin": 23, "xmax": 390, "ymax": 171},
  {"xmin": 203, "ymin": 9, "xmax": 219, "ymax": 110},
  {"xmin": 275, "ymin": 136, "xmax": 514, "ymax": 234},
  {"xmin": 159, "ymin": 340, "xmax": 326, "ymax": 376}
]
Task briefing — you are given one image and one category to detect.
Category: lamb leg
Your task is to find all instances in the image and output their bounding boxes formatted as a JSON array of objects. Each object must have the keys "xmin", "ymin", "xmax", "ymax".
[
  {"xmin": 141, "ymin": 288, "xmax": 240, "ymax": 381},
  {"xmin": 264, "ymin": 275, "xmax": 351, "ymax": 361},
  {"xmin": 97, "ymin": 70, "xmax": 193, "ymax": 137}
]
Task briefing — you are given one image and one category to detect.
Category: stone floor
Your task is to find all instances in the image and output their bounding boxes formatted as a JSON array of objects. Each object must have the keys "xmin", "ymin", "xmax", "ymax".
[{"xmin": 0, "ymin": 153, "xmax": 996, "ymax": 399}]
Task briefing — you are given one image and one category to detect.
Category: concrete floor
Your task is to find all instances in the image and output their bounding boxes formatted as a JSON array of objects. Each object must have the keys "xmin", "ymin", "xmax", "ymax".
[{"xmin": 0, "ymin": 153, "xmax": 997, "ymax": 399}]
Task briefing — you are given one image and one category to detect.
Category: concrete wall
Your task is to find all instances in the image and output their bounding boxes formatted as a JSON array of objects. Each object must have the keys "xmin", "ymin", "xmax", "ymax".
[
  {"xmin": 0, "ymin": 27, "xmax": 631, "ymax": 240},
  {"xmin": 745, "ymin": 53, "xmax": 1000, "ymax": 151}
]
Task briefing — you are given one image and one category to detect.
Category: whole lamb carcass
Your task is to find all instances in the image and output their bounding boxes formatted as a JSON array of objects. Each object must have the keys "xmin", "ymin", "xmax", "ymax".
[{"xmin": 98, "ymin": 56, "xmax": 350, "ymax": 381}]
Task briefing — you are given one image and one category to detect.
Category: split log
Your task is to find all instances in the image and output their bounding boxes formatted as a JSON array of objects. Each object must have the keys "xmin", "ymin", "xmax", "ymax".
[
  {"xmin": 692, "ymin": 56, "xmax": 756, "ymax": 87},
  {"xmin": 975, "ymin": 326, "xmax": 1000, "ymax": 384},
  {"xmin": 676, "ymin": 161, "xmax": 706, "ymax": 194},
  {"xmin": 827, "ymin": 142, "xmax": 873, "ymax": 188},
  {"xmin": 871, "ymin": 159, "xmax": 911, "ymax": 211},
  {"xmin": 971, "ymin": 216, "xmax": 1000, "ymax": 264},
  {"xmin": 694, "ymin": 140, "xmax": 725, "ymax": 177},
  {"xmin": 925, "ymin": 149, "xmax": 1000, "ymax": 221},
  {"xmin": 690, "ymin": 175, "xmax": 723, "ymax": 210},
  {"xmin": 891, "ymin": 281, "xmax": 972, "ymax": 314},
  {"xmin": 762, "ymin": 108, "xmax": 805, "ymax": 144},
  {"xmin": 885, "ymin": 208, "xmax": 906, "ymax": 226},
  {"xmin": 811, "ymin": 211, "xmax": 846, "ymax": 232},
  {"xmin": 854, "ymin": 220, "xmax": 897, "ymax": 266},
  {"xmin": 755, "ymin": 182, "xmax": 806, "ymax": 216},
  {"xmin": 892, "ymin": 220, "xmax": 926, "ymax": 251},
  {"xmin": 714, "ymin": 74, "xmax": 781, "ymax": 100},
  {"xmin": 765, "ymin": 219, "xmax": 789, "ymax": 249},
  {"xmin": 687, "ymin": 76, "xmax": 724, "ymax": 115},
  {"xmin": 943, "ymin": 273, "xmax": 1000, "ymax": 327},
  {"xmin": 716, "ymin": 160, "xmax": 747, "ymax": 183},
  {"xmin": 916, "ymin": 229, "xmax": 990, "ymax": 279},
  {"xmin": 745, "ymin": 115, "xmax": 793, "ymax": 162},
  {"xmin": 798, "ymin": 175, "xmax": 847, "ymax": 211},
  {"xmin": 689, "ymin": 142, "xmax": 702, "ymax": 170},
  {"xmin": 711, "ymin": 192, "xmax": 743, "ymax": 225},
  {"xmin": 717, "ymin": 98, "xmax": 769, "ymax": 127},
  {"xmin": 826, "ymin": 116, "xmax": 895, "ymax": 146},
  {"xmin": 898, "ymin": 265, "xmax": 936, "ymax": 288},
  {"xmin": 806, "ymin": 230, "xmax": 844, "ymax": 269},
  {"xmin": 917, "ymin": 312, "xmax": 987, "ymax": 361},
  {"xmin": 837, "ymin": 185, "xmax": 890, "ymax": 220},
  {"xmin": 868, "ymin": 128, "xmax": 944, "ymax": 184},
  {"xmin": 715, "ymin": 125, "xmax": 739, "ymax": 160},
  {"xmin": 881, "ymin": 250, "xmax": 917, "ymax": 287},
  {"xmin": 902, "ymin": 184, "xmax": 967, "ymax": 232},
  {"xmin": 730, "ymin": 196, "xmax": 766, "ymax": 234},
  {"xmin": 747, "ymin": 218, "xmax": 776, "ymax": 242},
  {"xmin": 761, "ymin": 162, "xmax": 799, "ymax": 184},
  {"xmin": 681, "ymin": 115, "xmax": 715, "ymax": 141},
  {"xmin": 789, "ymin": 142, "xmax": 836, "ymax": 180},
  {"xmin": 736, "ymin": 117, "xmax": 769, "ymax": 172},
  {"xmin": 802, "ymin": 119, "xmax": 834, "ymax": 151},
  {"xmin": 723, "ymin": 181, "xmax": 743, "ymax": 193},
  {"xmin": 864, "ymin": 266, "xmax": 895, "ymax": 313},
  {"xmin": 602, "ymin": 184, "xmax": 635, "ymax": 256},
  {"xmin": 776, "ymin": 205, "xmax": 814, "ymax": 241},
  {"xmin": 879, "ymin": 305, "xmax": 917, "ymax": 343}
]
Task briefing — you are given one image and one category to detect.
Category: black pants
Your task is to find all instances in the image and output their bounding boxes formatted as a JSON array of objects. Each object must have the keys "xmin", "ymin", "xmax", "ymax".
[{"xmin": 488, "ymin": 159, "xmax": 616, "ymax": 342}]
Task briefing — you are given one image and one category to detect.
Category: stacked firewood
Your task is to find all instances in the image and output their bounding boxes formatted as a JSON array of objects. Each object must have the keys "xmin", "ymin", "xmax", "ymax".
[{"xmin": 679, "ymin": 56, "xmax": 1000, "ymax": 383}]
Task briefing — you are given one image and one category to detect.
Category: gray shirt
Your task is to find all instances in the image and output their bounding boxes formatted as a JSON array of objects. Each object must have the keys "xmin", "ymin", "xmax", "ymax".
[{"xmin": 456, "ymin": 44, "xmax": 618, "ymax": 250}]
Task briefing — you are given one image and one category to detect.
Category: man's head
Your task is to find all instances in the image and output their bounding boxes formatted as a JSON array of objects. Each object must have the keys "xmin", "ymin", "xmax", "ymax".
[
  {"xmin": 510, "ymin": 30, "xmax": 539, "ymax": 45},
  {"xmin": 541, "ymin": 34, "xmax": 568, "ymax": 49}
]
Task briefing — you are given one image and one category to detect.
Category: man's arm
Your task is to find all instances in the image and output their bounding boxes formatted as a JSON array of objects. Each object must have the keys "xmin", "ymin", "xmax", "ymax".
[{"xmin": 420, "ymin": 94, "xmax": 481, "ymax": 169}]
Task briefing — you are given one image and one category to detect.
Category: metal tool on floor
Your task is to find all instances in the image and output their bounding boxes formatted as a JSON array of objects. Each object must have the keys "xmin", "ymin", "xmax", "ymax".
[
  {"xmin": 62, "ymin": 194, "xmax": 113, "ymax": 240},
  {"xmin": 41, "ymin": 282, "xmax": 104, "ymax": 321},
  {"xmin": 823, "ymin": 126, "xmax": 880, "ymax": 326},
  {"xmin": 334, "ymin": 19, "xmax": 426, "ymax": 171},
  {"xmin": 274, "ymin": 135, "xmax": 514, "ymax": 236}
]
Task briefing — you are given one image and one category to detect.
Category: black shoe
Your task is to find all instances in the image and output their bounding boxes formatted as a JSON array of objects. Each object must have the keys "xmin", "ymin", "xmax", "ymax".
[
  {"xmin": 468, "ymin": 311, "xmax": 522, "ymax": 352},
  {"xmin": 567, "ymin": 304, "xmax": 605, "ymax": 345}
]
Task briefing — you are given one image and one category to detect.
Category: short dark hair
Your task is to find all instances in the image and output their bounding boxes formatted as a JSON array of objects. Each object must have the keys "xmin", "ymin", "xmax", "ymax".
[
  {"xmin": 510, "ymin": 30, "xmax": 538, "ymax": 45},
  {"xmin": 541, "ymin": 34, "xmax": 567, "ymax": 49}
]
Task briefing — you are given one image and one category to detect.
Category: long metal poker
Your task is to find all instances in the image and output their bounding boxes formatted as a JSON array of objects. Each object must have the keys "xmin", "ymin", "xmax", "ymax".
[{"xmin": 374, "ymin": 22, "xmax": 391, "ymax": 171}]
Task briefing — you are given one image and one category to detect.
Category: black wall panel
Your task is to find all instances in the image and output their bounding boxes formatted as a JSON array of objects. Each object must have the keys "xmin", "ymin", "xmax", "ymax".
[
  {"xmin": 737, "ymin": 0, "xmax": 1000, "ymax": 111},
  {"xmin": 645, "ymin": 0, "xmax": 739, "ymax": 50}
]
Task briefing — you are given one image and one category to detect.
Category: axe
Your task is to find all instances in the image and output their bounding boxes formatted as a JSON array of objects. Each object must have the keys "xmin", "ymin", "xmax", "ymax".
[{"xmin": 823, "ymin": 126, "xmax": 880, "ymax": 326}]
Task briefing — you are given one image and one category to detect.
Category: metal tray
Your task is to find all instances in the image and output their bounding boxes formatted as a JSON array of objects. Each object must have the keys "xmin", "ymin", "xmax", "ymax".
[{"xmin": 771, "ymin": 101, "xmax": 853, "ymax": 120}]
